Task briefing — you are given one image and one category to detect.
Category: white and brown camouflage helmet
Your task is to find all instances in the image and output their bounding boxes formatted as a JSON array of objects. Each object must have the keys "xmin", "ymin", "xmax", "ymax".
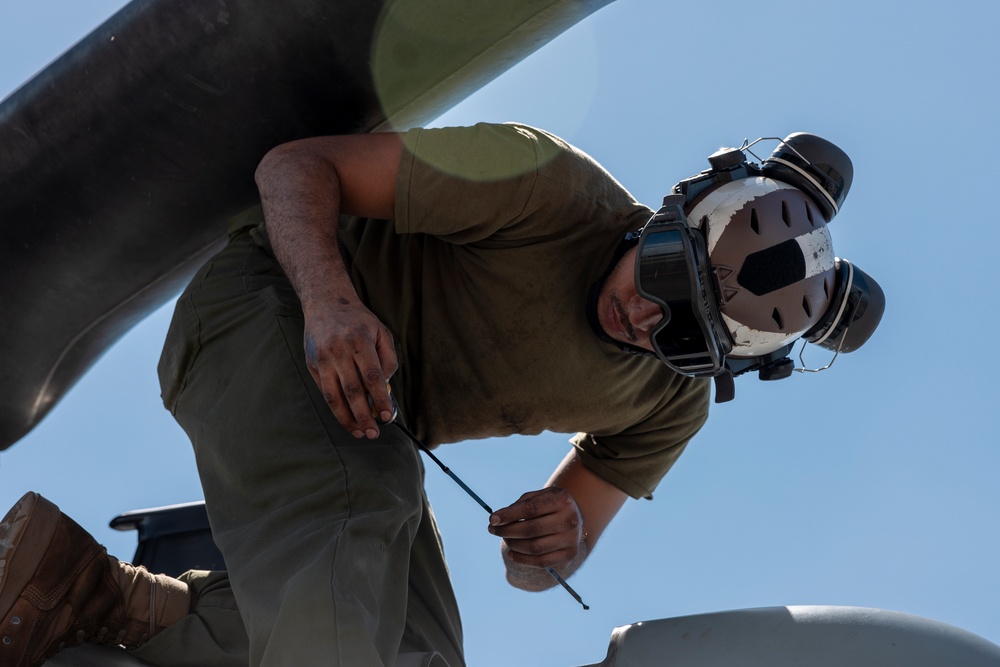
[
  {"xmin": 687, "ymin": 132, "xmax": 882, "ymax": 359},
  {"xmin": 690, "ymin": 174, "xmax": 837, "ymax": 356},
  {"xmin": 632, "ymin": 132, "xmax": 884, "ymax": 401}
]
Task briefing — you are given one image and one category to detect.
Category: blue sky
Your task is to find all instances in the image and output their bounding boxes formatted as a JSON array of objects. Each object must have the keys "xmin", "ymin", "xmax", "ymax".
[{"xmin": 2, "ymin": 1, "xmax": 999, "ymax": 665}]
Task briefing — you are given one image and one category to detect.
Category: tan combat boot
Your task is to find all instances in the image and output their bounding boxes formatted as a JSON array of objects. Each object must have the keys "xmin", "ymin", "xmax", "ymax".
[{"xmin": 0, "ymin": 492, "xmax": 191, "ymax": 667}]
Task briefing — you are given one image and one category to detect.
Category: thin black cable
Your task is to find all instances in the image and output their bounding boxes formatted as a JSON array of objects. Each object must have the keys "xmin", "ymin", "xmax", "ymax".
[{"xmin": 392, "ymin": 419, "xmax": 590, "ymax": 610}]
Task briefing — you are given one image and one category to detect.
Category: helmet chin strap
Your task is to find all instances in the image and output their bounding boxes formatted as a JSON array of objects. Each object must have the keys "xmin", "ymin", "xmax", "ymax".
[{"xmin": 712, "ymin": 370, "xmax": 736, "ymax": 403}]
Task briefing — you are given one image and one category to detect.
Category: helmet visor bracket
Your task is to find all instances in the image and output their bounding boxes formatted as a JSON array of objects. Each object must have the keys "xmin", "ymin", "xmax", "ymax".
[{"xmin": 634, "ymin": 219, "xmax": 732, "ymax": 376}]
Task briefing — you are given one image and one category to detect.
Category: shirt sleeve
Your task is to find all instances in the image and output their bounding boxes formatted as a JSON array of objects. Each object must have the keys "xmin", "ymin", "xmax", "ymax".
[
  {"xmin": 394, "ymin": 122, "xmax": 592, "ymax": 244},
  {"xmin": 570, "ymin": 375, "xmax": 711, "ymax": 500}
]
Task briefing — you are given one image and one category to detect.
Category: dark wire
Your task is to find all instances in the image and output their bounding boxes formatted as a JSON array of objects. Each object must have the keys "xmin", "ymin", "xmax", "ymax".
[{"xmin": 392, "ymin": 419, "xmax": 590, "ymax": 611}]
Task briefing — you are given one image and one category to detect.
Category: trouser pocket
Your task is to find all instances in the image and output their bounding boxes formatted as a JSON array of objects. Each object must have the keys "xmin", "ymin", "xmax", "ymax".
[{"xmin": 158, "ymin": 293, "xmax": 202, "ymax": 415}]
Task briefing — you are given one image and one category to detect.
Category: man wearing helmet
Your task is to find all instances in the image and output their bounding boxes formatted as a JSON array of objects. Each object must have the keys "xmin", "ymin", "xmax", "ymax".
[{"xmin": 0, "ymin": 123, "xmax": 882, "ymax": 667}]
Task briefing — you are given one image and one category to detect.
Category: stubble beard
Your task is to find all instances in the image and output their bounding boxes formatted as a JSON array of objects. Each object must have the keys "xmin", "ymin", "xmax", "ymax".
[{"xmin": 611, "ymin": 293, "xmax": 638, "ymax": 344}]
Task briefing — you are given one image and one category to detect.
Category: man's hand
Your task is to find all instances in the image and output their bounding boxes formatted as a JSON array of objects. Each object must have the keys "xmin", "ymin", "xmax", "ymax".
[
  {"xmin": 254, "ymin": 133, "xmax": 404, "ymax": 438},
  {"xmin": 302, "ymin": 296, "xmax": 397, "ymax": 439},
  {"xmin": 490, "ymin": 450, "xmax": 629, "ymax": 592},
  {"xmin": 488, "ymin": 487, "xmax": 587, "ymax": 591}
]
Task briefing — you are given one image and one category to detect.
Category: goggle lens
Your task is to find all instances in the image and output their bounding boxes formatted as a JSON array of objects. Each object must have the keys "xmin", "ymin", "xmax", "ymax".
[{"xmin": 635, "ymin": 224, "xmax": 728, "ymax": 376}]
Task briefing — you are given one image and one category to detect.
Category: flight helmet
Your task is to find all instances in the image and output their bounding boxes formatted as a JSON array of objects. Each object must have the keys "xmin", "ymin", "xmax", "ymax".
[{"xmin": 627, "ymin": 133, "xmax": 885, "ymax": 401}]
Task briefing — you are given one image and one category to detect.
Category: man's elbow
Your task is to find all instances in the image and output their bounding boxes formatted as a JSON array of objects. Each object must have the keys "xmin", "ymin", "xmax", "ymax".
[{"xmin": 254, "ymin": 140, "xmax": 334, "ymax": 192}]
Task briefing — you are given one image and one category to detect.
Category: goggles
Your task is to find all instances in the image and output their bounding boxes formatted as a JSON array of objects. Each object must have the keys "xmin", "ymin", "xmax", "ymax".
[{"xmin": 633, "ymin": 198, "xmax": 733, "ymax": 377}]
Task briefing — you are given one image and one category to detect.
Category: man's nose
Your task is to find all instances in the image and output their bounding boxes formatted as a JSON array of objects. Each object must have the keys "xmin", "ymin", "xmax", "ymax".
[{"xmin": 629, "ymin": 296, "xmax": 664, "ymax": 332}]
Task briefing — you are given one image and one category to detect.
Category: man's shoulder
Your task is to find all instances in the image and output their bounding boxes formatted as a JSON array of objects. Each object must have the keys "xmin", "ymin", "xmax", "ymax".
[{"xmin": 403, "ymin": 121, "xmax": 601, "ymax": 175}]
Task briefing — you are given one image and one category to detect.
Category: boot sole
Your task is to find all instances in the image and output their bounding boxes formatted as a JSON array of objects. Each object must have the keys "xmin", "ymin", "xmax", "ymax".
[{"xmin": 0, "ymin": 492, "xmax": 62, "ymax": 621}]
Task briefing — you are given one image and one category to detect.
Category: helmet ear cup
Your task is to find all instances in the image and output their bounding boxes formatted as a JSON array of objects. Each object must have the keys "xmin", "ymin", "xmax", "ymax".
[
  {"xmin": 761, "ymin": 133, "xmax": 853, "ymax": 222},
  {"xmin": 806, "ymin": 259, "xmax": 885, "ymax": 353}
]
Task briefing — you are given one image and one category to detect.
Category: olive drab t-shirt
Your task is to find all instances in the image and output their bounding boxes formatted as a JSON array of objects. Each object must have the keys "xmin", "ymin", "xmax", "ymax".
[{"xmin": 339, "ymin": 123, "xmax": 709, "ymax": 499}]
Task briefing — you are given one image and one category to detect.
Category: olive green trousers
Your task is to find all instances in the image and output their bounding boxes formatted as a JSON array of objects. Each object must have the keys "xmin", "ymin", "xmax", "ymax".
[{"xmin": 135, "ymin": 227, "xmax": 464, "ymax": 667}]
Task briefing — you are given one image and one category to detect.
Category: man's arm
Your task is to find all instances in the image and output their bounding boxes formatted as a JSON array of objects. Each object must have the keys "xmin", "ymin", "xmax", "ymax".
[
  {"xmin": 254, "ymin": 133, "xmax": 404, "ymax": 438},
  {"xmin": 488, "ymin": 448, "xmax": 628, "ymax": 591}
]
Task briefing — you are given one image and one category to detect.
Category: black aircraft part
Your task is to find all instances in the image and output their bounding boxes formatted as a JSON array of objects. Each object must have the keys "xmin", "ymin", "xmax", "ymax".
[{"xmin": 0, "ymin": 0, "xmax": 615, "ymax": 449}]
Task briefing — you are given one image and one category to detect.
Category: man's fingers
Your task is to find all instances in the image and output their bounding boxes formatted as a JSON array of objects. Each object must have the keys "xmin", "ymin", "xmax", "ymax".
[
  {"xmin": 324, "ymin": 385, "xmax": 365, "ymax": 438},
  {"xmin": 489, "ymin": 486, "xmax": 583, "ymax": 570},
  {"xmin": 488, "ymin": 512, "xmax": 579, "ymax": 540},
  {"xmin": 502, "ymin": 537, "xmax": 578, "ymax": 568},
  {"xmin": 490, "ymin": 487, "xmax": 574, "ymax": 527},
  {"xmin": 316, "ymin": 372, "xmax": 379, "ymax": 439},
  {"xmin": 304, "ymin": 361, "xmax": 364, "ymax": 437},
  {"xmin": 303, "ymin": 315, "xmax": 398, "ymax": 438},
  {"xmin": 375, "ymin": 327, "xmax": 399, "ymax": 378},
  {"xmin": 361, "ymin": 332, "xmax": 397, "ymax": 424},
  {"xmin": 339, "ymin": 367, "xmax": 381, "ymax": 438}
]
